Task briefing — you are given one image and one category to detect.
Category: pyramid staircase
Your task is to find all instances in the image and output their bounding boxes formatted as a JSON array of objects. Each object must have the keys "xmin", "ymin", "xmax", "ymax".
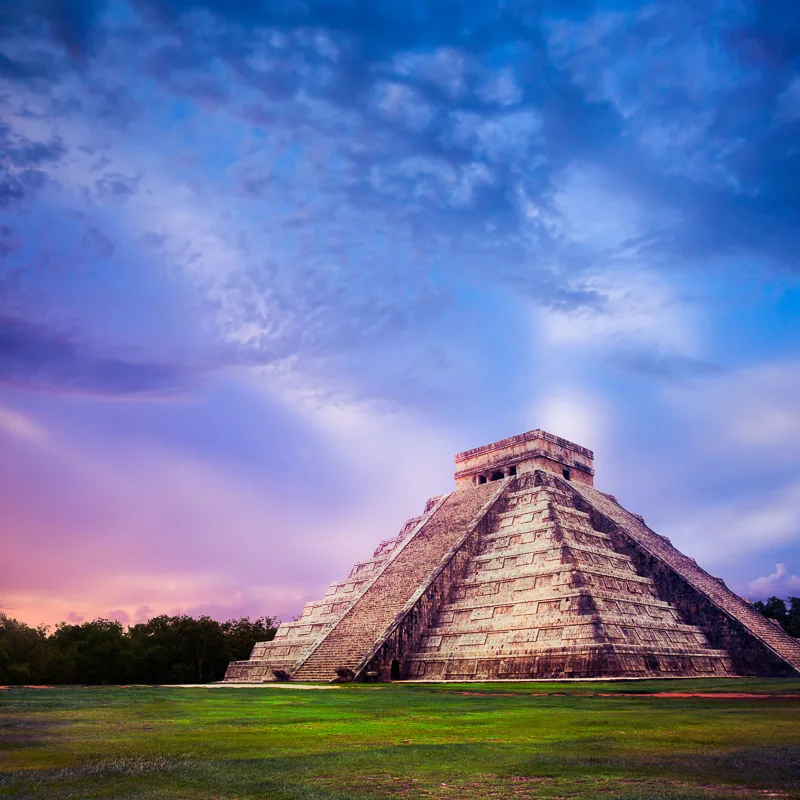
[{"xmin": 405, "ymin": 473, "xmax": 735, "ymax": 679}]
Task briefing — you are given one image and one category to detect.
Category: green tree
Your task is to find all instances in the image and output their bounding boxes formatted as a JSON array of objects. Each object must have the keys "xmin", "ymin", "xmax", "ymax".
[
  {"xmin": 785, "ymin": 597, "xmax": 800, "ymax": 638},
  {"xmin": 180, "ymin": 616, "xmax": 227, "ymax": 682},
  {"xmin": 753, "ymin": 596, "xmax": 788, "ymax": 624},
  {"xmin": 128, "ymin": 615, "xmax": 186, "ymax": 684},
  {"xmin": 50, "ymin": 620, "xmax": 131, "ymax": 684},
  {"xmin": 221, "ymin": 616, "xmax": 278, "ymax": 662},
  {"xmin": 0, "ymin": 615, "xmax": 52, "ymax": 684},
  {"xmin": 129, "ymin": 615, "xmax": 228, "ymax": 683}
]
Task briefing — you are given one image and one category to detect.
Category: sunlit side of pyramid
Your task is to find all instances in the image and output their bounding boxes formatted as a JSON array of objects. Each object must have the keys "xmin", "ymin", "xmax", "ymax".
[{"xmin": 225, "ymin": 430, "xmax": 800, "ymax": 682}]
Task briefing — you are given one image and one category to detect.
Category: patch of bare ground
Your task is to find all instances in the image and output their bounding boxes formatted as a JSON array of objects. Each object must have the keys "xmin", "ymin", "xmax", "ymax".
[
  {"xmin": 599, "ymin": 692, "xmax": 800, "ymax": 699},
  {"xmin": 313, "ymin": 775, "xmax": 797, "ymax": 799},
  {"xmin": 448, "ymin": 690, "xmax": 800, "ymax": 699}
]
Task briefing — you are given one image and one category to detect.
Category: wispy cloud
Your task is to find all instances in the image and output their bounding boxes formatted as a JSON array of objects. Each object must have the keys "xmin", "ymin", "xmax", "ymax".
[{"xmin": 2, "ymin": 0, "xmax": 800, "ymax": 625}]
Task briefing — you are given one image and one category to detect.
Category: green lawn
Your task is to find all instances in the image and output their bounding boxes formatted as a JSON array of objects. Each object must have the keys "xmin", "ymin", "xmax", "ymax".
[{"xmin": 2, "ymin": 679, "xmax": 800, "ymax": 799}]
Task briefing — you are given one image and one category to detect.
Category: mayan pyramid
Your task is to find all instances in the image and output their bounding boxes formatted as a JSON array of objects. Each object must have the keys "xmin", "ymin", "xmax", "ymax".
[{"xmin": 225, "ymin": 430, "xmax": 800, "ymax": 681}]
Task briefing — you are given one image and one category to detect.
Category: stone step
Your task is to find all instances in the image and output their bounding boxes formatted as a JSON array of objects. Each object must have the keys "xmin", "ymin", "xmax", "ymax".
[
  {"xmin": 454, "ymin": 562, "xmax": 657, "ymax": 590},
  {"xmin": 406, "ymin": 645, "xmax": 734, "ymax": 661},
  {"xmin": 438, "ymin": 590, "xmax": 679, "ymax": 615},
  {"xmin": 473, "ymin": 541, "xmax": 634, "ymax": 565}
]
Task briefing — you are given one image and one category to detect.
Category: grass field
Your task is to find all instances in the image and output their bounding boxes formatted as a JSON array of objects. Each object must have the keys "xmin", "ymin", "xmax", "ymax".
[{"xmin": 2, "ymin": 679, "xmax": 800, "ymax": 800}]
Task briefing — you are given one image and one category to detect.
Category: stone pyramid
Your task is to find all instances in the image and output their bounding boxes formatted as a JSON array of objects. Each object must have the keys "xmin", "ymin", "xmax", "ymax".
[{"xmin": 225, "ymin": 430, "xmax": 800, "ymax": 681}]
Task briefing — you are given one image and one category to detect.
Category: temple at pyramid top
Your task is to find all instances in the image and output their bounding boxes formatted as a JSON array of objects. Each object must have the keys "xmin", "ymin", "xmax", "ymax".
[
  {"xmin": 455, "ymin": 429, "xmax": 595, "ymax": 488},
  {"xmin": 226, "ymin": 427, "xmax": 800, "ymax": 683}
]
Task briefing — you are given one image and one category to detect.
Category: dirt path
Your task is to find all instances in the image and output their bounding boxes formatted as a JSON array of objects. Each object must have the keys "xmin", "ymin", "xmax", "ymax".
[{"xmin": 451, "ymin": 690, "xmax": 800, "ymax": 699}]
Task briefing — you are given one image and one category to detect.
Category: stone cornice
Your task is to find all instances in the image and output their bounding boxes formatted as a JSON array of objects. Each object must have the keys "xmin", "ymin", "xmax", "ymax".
[
  {"xmin": 455, "ymin": 428, "xmax": 594, "ymax": 463},
  {"xmin": 454, "ymin": 449, "xmax": 595, "ymax": 480}
]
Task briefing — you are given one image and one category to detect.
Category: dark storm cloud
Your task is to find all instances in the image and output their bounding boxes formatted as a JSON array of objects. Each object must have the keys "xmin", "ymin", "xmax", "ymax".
[
  {"xmin": 3, "ymin": 0, "xmax": 800, "ymax": 397},
  {"xmin": 95, "ymin": 171, "xmax": 142, "ymax": 200},
  {"xmin": 0, "ymin": 0, "xmax": 109, "ymax": 59},
  {"xmin": 0, "ymin": 126, "xmax": 66, "ymax": 207},
  {"xmin": 0, "ymin": 315, "xmax": 193, "ymax": 396},
  {"xmin": 0, "ymin": 226, "xmax": 24, "ymax": 259},
  {"xmin": 136, "ymin": 0, "xmax": 799, "ymax": 272},
  {"xmin": 44, "ymin": 0, "xmax": 108, "ymax": 58}
]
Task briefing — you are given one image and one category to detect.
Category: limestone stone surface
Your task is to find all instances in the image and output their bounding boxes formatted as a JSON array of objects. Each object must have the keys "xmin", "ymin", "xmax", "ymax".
[{"xmin": 455, "ymin": 429, "xmax": 594, "ymax": 489}]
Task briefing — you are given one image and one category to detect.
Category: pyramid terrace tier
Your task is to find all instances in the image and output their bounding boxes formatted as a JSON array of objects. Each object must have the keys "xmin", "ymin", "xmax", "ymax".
[
  {"xmin": 405, "ymin": 644, "xmax": 735, "ymax": 680},
  {"xmin": 417, "ymin": 619, "xmax": 715, "ymax": 650},
  {"xmin": 434, "ymin": 593, "xmax": 698, "ymax": 629}
]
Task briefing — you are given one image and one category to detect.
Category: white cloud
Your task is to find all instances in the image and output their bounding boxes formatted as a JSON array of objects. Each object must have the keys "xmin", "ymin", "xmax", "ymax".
[
  {"xmin": 534, "ymin": 164, "xmax": 697, "ymax": 356},
  {"xmin": 369, "ymin": 81, "xmax": 436, "ymax": 131},
  {"xmin": 551, "ymin": 162, "xmax": 673, "ymax": 251},
  {"xmin": 391, "ymin": 48, "xmax": 471, "ymax": 99},
  {"xmin": 476, "ymin": 68, "xmax": 522, "ymax": 106},
  {"xmin": 449, "ymin": 109, "xmax": 543, "ymax": 161},
  {"xmin": 749, "ymin": 563, "xmax": 800, "ymax": 598},
  {"xmin": 546, "ymin": 8, "xmax": 749, "ymax": 188}
]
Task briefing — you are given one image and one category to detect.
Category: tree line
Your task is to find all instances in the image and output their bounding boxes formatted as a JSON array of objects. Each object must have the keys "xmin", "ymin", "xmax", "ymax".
[
  {"xmin": 753, "ymin": 596, "xmax": 800, "ymax": 638},
  {"xmin": 0, "ymin": 614, "xmax": 277, "ymax": 685},
  {"xmin": 2, "ymin": 596, "xmax": 797, "ymax": 685}
]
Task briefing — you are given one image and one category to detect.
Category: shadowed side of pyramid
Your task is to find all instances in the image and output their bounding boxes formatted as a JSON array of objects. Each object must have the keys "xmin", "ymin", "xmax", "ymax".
[
  {"xmin": 568, "ymin": 480, "xmax": 800, "ymax": 676},
  {"xmin": 225, "ymin": 429, "xmax": 800, "ymax": 682}
]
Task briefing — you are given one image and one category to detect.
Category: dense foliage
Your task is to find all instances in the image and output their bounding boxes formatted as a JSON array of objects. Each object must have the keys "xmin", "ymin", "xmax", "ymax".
[
  {"xmin": 0, "ymin": 614, "xmax": 277, "ymax": 685},
  {"xmin": 753, "ymin": 596, "xmax": 800, "ymax": 638}
]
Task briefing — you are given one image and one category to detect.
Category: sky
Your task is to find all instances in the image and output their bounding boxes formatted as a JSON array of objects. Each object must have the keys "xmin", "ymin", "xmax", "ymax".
[{"xmin": 1, "ymin": 0, "xmax": 800, "ymax": 629}]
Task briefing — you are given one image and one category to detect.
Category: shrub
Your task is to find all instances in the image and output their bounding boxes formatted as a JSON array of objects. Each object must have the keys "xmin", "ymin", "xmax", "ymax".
[{"xmin": 272, "ymin": 669, "xmax": 290, "ymax": 681}]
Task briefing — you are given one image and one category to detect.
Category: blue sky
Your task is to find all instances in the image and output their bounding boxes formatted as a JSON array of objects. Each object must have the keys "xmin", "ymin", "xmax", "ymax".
[{"xmin": 1, "ymin": 0, "xmax": 799, "ymax": 626}]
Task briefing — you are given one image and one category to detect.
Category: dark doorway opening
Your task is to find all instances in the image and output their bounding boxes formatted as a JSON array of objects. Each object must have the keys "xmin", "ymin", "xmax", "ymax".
[
  {"xmin": 491, "ymin": 471, "xmax": 504, "ymax": 481},
  {"xmin": 390, "ymin": 659, "xmax": 402, "ymax": 680},
  {"xmin": 562, "ymin": 468, "xmax": 571, "ymax": 480},
  {"xmin": 509, "ymin": 466, "xmax": 517, "ymax": 476},
  {"xmin": 478, "ymin": 475, "xmax": 487, "ymax": 484}
]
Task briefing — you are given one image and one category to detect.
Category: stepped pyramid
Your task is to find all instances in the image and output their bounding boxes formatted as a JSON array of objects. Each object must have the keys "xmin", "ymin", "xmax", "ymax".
[{"xmin": 225, "ymin": 430, "xmax": 800, "ymax": 681}]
